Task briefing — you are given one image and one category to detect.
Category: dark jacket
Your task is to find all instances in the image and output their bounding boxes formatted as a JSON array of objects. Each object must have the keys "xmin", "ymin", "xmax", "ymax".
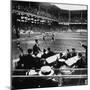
[
  {"xmin": 33, "ymin": 44, "xmax": 41, "ymax": 55},
  {"xmin": 46, "ymin": 51, "xmax": 55, "ymax": 58},
  {"xmin": 74, "ymin": 57, "xmax": 86, "ymax": 68},
  {"xmin": 82, "ymin": 44, "xmax": 87, "ymax": 62},
  {"xmin": 33, "ymin": 56, "xmax": 41, "ymax": 69},
  {"xmin": 71, "ymin": 52, "xmax": 77, "ymax": 57},
  {"xmin": 41, "ymin": 53, "xmax": 47, "ymax": 59},
  {"xmin": 24, "ymin": 54, "xmax": 36, "ymax": 69}
]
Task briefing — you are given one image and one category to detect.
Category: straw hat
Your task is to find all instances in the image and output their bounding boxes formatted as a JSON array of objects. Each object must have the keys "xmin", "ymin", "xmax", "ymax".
[
  {"xmin": 60, "ymin": 65, "xmax": 72, "ymax": 75},
  {"xmin": 39, "ymin": 66, "xmax": 54, "ymax": 76}
]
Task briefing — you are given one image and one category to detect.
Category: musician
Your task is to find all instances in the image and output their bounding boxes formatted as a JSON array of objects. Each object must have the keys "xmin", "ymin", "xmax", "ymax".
[
  {"xmin": 17, "ymin": 48, "xmax": 36, "ymax": 69},
  {"xmin": 80, "ymin": 42, "xmax": 87, "ymax": 61},
  {"xmin": 41, "ymin": 49, "xmax": 47, "ymax": 59},
  {"xmin": 70, "ymin": 48, "xmax": 77, "ymax": 57},
  {"xmin": 25, "ymin": 49, "xmax": 36, "ymax": 69},
  {"xmin": 66, "ymin": 49, "xmax": 71, "ymax": 59},
  {"xmin": 62, "ymin": 49, "xmax": 71, "ymax": 59},
  {"xmin": 46, "ymin": 47, "xmax": 55, "ymax": 57},
  {"xmin": 74, "ymin": 53, "xmax": 86, "ymax": 68},
  {"xmin": 33, "ymin": 39, "xmax": 41, "ymax": 55}
]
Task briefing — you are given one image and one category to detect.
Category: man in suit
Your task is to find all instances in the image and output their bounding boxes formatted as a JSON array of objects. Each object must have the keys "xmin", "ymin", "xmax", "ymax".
[
  {"xmin": 33, "ymin": 52, "xmax": 41, "ymax": 69},
  {"xmin": 41, "ymin": 49, "xmax": 47, "ymax": 59},
  {"xmin": 80, "ymin": 42, "xmax": 87, "ymax": 60},
  {"xmin": 46, "ymin": 47, "xmax": 55, "ymax": 58},
  {"xmin": 74, "ymin": 53, "xmax": 86, "ymax": 68},
  {"xmin": 80, "ymin": 42, "xmax": 87, "ymax": 67},
  {"xmin": 33, "ymin": 39, "xmax": 41, "ymax": 55},
  {"xmin": 24, "ymin": 49, "xmax": 36, "ymax": 69},
  {"xmin": 71, "ymin": 48, "xmax": 77, "ymax": 57}
]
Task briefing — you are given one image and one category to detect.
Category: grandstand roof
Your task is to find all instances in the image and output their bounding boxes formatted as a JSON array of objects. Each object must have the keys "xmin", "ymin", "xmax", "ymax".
[
  {"xmin": 54, "ymin": 4, "xmax": 87, "ymax": 11},
  {"xmin": 12, "ymin": 0, "xmax": 87, "ymax": 23},
  {"xmin": 14, "ymin": 0, "xmax": 87, "ymax": 11}
]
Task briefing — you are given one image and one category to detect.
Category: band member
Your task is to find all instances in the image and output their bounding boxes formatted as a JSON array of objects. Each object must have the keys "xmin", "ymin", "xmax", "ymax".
[
  {"xmin": 70, "ymin": 48, "xmax": 77, "ymax": 57},
  {"xmin": 80, "ymin": 42, "xmax": 87, "ymax": 54},
  {"xmin": 17, "ymin": 48, "xmax": 36, "ymax": 69},
  {"xmin": 41, "ymin": 49, "xmax": 47, "ymax": 59},
  {"xmin": 46, "ymin": 47, "xmax": 55, "ymax": 57},
  {"xmin": 74, "ymin": 53, "xmax": 86, "ymax": 68},
  {"xmin": 33, "ymin": 39, "xmax": 41, "ymax": 55},
  {"xmin": 80, "ymin": 42, "xmax": 87, "ymax": 64}
]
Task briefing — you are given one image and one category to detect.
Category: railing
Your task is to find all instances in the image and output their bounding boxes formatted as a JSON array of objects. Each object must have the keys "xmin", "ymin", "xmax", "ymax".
[
  {"xmin": 12, "ymin": 68, "xmax": 87, "ymax": 77},
  {"xmin": 12, "ymin": 68, "xmax": 88, "ymax": 88}
]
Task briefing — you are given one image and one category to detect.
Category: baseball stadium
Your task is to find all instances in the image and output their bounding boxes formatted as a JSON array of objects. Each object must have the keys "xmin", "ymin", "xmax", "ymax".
[{"xmin": 11, "ymin": 0, "xmax": 88, "ymax": 89}]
